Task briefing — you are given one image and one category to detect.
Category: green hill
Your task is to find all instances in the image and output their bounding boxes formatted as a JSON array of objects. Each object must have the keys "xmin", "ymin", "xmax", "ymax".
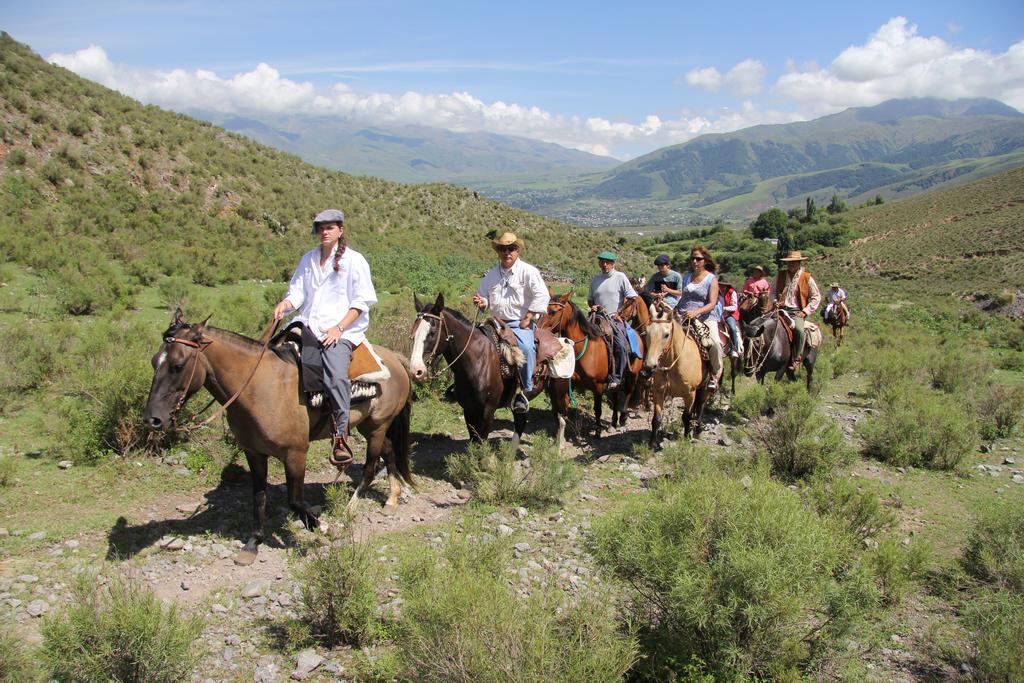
[
  {"xmin": 820, "ymin": 166, "xmax": 1024, "ymax": 298},
  {"xmin": 0, "ymin": 33, "xmax": 636, "ymax": 310}
]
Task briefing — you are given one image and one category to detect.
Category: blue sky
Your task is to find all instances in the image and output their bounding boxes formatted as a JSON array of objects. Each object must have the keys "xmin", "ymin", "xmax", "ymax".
[{"xmin": 3, "ymin": 1, "xmax": 1023, "ymax": 158}]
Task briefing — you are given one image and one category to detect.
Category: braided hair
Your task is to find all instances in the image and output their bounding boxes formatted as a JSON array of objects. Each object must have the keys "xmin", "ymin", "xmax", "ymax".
[{"xmin": 333, "ymin": 228, "xmax": 348, "ymax": 272}]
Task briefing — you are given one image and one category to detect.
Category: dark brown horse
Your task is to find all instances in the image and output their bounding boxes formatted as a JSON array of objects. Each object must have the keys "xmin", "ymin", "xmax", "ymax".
[
  {"xmin": 826, "ymin": 304, "xmax": 849, "ymax": 346},
  {"xmin": 541, "ymin": 292, "xmax": 642, "ymax": 438},
  {"xmin": 742, "ymin": 309, "xmax": 818, "ymax": 390},
  {"xmin": 142, "ymin": 310, "xmax": 413, "ymax": 565},
  {"xmin": 408, "ymin": 294, "xmax": 571, "ymax": 450}
]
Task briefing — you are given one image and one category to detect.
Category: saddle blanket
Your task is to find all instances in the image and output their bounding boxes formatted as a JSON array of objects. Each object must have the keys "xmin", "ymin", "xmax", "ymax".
[
  {"xmin": 805, "ymin": 322, "xmax": 823, "ymax": 349},
  {"xmin": 549, "ymin": 338, "xmax": 576, "ymax": 379},
  {"xmin": 626, "ymin": 326, "xmax": 641, "ymax": 358}
]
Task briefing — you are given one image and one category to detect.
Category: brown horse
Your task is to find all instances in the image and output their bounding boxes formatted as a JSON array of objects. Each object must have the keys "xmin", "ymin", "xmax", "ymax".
[
  {"xmin": 408, "ymin": 294, "xmax": 571, "ymax": 450},
  {"xmin": 142, "ymin": 310, "xmax": 413, "ymax": 565},
  {"xmin": 826, "ymin": 304, "xmax": 849, "ymax": 346},
  {"xmin": 640, "ymin": 302, "xmax": 709, "ymax": 447},
  {"xmin": 541, "ymin": 292, "xmax": 642, "ymax": 438},
  {"xmin": 739, "ymin": 290, "xmax": 770, "ymax": 326}
]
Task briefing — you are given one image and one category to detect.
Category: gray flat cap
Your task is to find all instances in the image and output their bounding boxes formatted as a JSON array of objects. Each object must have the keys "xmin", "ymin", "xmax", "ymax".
[{"xmin": 311, "ymin": 208, "xmax": 345, "ymax": 234}]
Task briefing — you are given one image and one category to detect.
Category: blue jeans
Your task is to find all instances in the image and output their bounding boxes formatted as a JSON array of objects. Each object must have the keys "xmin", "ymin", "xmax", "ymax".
[
  {"xmin": 724, "ymin": 316, "xmax": 741, "ymax": 350},
  {"xmin": 505, "ymin": 320, "xmax": 536, "ymax": 392}
]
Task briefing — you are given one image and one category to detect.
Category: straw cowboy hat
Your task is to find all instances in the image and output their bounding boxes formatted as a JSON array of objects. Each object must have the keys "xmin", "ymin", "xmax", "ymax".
[
  {"xmin": 750, "ymin": 264, "xmax": 766, "ymax": 274},
  {"xmin": 830, "ymin": 282, "xmax": 840, "ymax": 288},
  {"xmin": 491, "ymin": 232, "xmax": 524, "ymax": 251},
  {"xmin": 779, "ymin": 250, "xmax": 808, "ymax": 262}
]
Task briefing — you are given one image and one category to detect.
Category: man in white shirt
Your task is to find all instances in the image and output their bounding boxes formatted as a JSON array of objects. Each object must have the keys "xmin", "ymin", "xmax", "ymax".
[
  {"xmin": 588, "ymin": 251, "xmax": 637, "ymax": 390},
  {"xmin": 823, "ymin": 282, "xmax": 849, "ymax": 322},
  {"xmin": 273, "ymin": 209, "xmax": 378, "ymax": 465},
  {"xmin": 473, "ymin": 232, "xmax": 550, "ymax": 413},
  {"xmin": 768, "ymin": 251, "xmax": 821, "ymax": 372}
]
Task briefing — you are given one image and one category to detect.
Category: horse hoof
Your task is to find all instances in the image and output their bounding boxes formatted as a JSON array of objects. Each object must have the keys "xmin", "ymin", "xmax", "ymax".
[
  {"xmin": 233, "ymin": 549, "xmax": 257, "ymax": 566},
  {"xmin": 381, "ymin": 503, "xmax": 398, "ymax": 516}
]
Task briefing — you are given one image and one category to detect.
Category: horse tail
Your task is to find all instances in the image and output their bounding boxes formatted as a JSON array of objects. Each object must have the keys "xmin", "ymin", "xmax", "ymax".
[{"xmin": 388, "ymin": 398, "xmax": 415, "ymax": 489}]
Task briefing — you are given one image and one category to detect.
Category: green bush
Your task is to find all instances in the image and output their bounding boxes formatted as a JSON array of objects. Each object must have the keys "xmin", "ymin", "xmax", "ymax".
[
  {"xmin": 858, "ymin": 387, "xmax": 976, "ymax": 470},
  {"xmin": 926, "ymin": 346, "xmax": 990, "ymax": 394},
  {"xmin": 865, "ymin": 537, "xmax": 931, "ymax": 605},
  {"xmin": 394, "ymin": 531, "xmax": 637, "ymax": 682},
  {"xmin": 54, "ymin": 261, "xmax": 135, "ymax": 315},
  {"xmin": 40, "ymin": 576, "xmax": 203, "ymax": 683},
  {"xmin": 0, "ymin": 453, "xmax": 15, "ymax": 487},
  {"xmin": 0, "ymin": 625, "xmax": 43, "ymax": 682},
  {"xmin": 962, "ymin": 590, "xmax": 1024, "ymax": 682},
  {"xmin": 6, "ymin": 147, "xmax": 26, "ymax": 166},
  {"xmin": 446, "ymin": 435, "xmax": 580, "ymax": 508},
  {"xmin": 588, "ymin": 474, "xmax": 876, "ymax": 680},
  {"xmin": 157, "ymin": 276, "xmax": 192, "ymax": 312},
  {"xmin": 862, "ymin": 349, "xmax": 922, "ymax": 398},
  {"xmin": 807, "ymin": 476, "xmax": 895, "ymax": 541},
  {"xmin": 748, "ymin": 385, "xmax": 852, "ymax": 481},
  {"xmin": 295, "ymin": 538, "xmax": 378, "ymax": 646},
  {"xmin": 963, "ymin": 497, "xmax": 1024, "ymax": 592},
  {"xmin": 977, "ymin": 383, "xmax": 1024, "ymax": 440}
]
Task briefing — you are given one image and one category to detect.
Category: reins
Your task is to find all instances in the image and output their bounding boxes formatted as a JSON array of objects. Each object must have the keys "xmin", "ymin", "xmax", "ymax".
[
  {"xmin": 415, "ymin": 307, "xmax": 481, "ymax": 377},
  {"xmin": 167, "ymin": 318, "xmax": 280, "ymax": 433}
]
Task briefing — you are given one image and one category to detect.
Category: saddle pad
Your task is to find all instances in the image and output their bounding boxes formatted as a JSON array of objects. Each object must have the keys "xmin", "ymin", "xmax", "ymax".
[
  {"xmin": 309, "ymin": 381, "xmax": 380, "ymax": 407},
  {"xmin": 626, "ymin": 326, "xmax": 641, "ymax": 358},
  {"xmin": 550, "ymin": 338, "xmax": 576, "ymax": 379},
  {"xmin": 805, "ymin": 322, "xmax": 823, "ymax": 349},
  {"xmin": 349, "ymin": 341, "xmax": 390, "ymax": 383}
]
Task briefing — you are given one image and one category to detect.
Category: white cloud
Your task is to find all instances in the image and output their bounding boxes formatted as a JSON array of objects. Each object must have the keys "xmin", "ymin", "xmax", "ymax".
[
  {"xmin": 684, "ymin": 59, "xmax": 766, "ymax": 96},
  {"xmin": 684, "ymin": 66, "xmax": 722, "ymax": 90},
  {"xmin": 775, "ymin": 17, "xmax": 1024, "ymax": 111}
]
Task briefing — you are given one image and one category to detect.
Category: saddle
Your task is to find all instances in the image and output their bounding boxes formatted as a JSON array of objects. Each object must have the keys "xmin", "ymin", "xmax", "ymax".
[
  {"xmin": 271, "ymin": 325, "xmax": 389, "ymax": 404},
  {"xmin": 485, "ymin": 319, "xmax": 565, "ymax": 382},
  {"xmin": 775, "ymin": 312, "xmax": 821, "ymax": 350}
]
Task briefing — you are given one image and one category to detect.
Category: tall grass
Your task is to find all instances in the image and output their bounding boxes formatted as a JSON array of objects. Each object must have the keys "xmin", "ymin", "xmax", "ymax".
[
  {"xmin": 40, "ymin": 576, "xmax": 203, "ymax": 683},
  {"xmin": 295, "ymin": 537, "xmax": 378, "ymax": 646},
  {"xmin": 394, "ymin": 528, "xmax": 637, "ymax": 682}
]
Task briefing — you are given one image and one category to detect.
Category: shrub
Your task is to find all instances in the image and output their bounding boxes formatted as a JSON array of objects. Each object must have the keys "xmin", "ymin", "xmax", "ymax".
[
  {"xmin": 807, "ymin": 476, "xmax": 895, "ymax": 541},
  {"xmin": 0, "ymin": 625, "xmax": 43, "ymax": 682},
  {"xmin": 977, "ymin": 383, "xmax": 1024, "ymax": 440},
  {"xmin": 40, "ymin": 576, "xmax": 203, "ymax": 683},
  {"xmin": 862, "ymin": 349, "xmax": 922, "ymax": 398},
  {"xmin": 395, "ymin": 531, "xmax": 637, "ymax": 682},
  {"xmin": 157, "ymin": 276, "xmax": 192, "ymax": 312},
  {"xmin": 858, "ymin": 387, "xmax": 976, "ymax": 470},
  {"xmin": 54, "ymin": 262, "xmax": 135, "ymax": 315},
  {"xmin": 963, "ymin": 497, "xmax": 1024, "ymax": 592},
  {"xmin": 5, "ymin": 147, "xmax": 26, "ymax": 166},
  {"xmin": 748, "ymin": 385, "xmax": 852, "ymax": 481},
  {"xmin": 446, "ymin": 435, "xmax": 580, "ymax": 508},
  {"xmin": 588, "ymin": 474, "xmax": 876, "ymax": 680},
  {"xmin": 962, "ymin": 590, "xmax": 1024, "ymax": 682},
  {"xmin": 865, "ymin": 537, "xmax": 931, "ymax": 605},
  {"xmin": 295, "ymin": 538, "xmax": 377, "ymax": 646},
  {"xmin": 0, "ymin": 453, "xmax": 15, "ymax": 487},
  {"xmin": 926, "ymin": 346, "xmax": 990, "ymax": 394}
]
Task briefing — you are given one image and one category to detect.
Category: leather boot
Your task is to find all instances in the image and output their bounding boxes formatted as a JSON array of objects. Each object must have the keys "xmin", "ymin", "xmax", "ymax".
[{"xmin": 329, "ymin": 434, "xmax": 354, "ymax": 467}]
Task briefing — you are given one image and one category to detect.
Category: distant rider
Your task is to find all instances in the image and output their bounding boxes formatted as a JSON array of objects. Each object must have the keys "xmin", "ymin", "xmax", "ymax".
[
  {"xmin": 473, "ymin": 232, "xmax": 550, "ymax": 414},
  {"xmin": 823, "ymin": 282, "xmax": 849, "ymax": 322}
]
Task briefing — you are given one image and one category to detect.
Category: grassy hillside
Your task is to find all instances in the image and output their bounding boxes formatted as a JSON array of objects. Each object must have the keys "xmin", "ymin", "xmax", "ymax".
[
  {"xmin": 820, "ymin": 166, "xmax": 1024, "ymax": 297},
  {"xmin": 0, "ymin": 32, "xmax": 639, "ymax": 308}
]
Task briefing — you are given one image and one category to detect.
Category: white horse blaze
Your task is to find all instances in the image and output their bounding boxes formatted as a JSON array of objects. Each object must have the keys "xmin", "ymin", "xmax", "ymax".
[
  {"xmin": 155, "ymin": 350, "xmax": 168, "ymax": 369},
  {"xmin": 408, "ymin": 319, "xmax": 431, "ymax": 377}
]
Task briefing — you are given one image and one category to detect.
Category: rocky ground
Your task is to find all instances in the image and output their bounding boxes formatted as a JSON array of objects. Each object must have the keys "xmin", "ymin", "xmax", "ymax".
[{"xmin": 2, "ymin": 377, "xmax": 1022, "ymax": 682}]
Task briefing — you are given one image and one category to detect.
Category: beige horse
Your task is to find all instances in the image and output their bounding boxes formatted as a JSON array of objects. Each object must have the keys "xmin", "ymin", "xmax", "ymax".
[{"xmin": 640, "ymin": 303, "xmax": 710, "ymax": 447}]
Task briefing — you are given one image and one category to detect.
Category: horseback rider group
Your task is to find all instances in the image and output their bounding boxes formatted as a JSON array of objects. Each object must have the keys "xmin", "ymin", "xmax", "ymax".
[{"xmin": 269, "ymin": 208, "xmax": 848, "ymax": 466}]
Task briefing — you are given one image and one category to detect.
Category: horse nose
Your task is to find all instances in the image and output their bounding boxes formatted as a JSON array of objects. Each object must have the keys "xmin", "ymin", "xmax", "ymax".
[
  {"xmin": 144, "ymin": 415, "xmax": 164, "ymax": 430},
  {"xmin": 411, "ymin": 367, "xmax": 426, "ymax": 381},
  {"xmin": 639, "ymin": 366, "xmax": 652, "ymax": 379}
]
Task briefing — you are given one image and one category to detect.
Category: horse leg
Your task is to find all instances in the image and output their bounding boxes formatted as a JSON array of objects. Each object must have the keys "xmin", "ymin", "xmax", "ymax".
[
  {"xmin": 692, "ymin": 388, "xmax": 707, "ymax": 438},
  {"xmin": 236, "ymin": 451, "xmax": 268, "ymax": 566},
  {"xmin": 362, "ymin": 429, "xmax": 402, "ymax": 513},
  {"xmin": 649, "ymin": 401, "xmax": 662, "ymax": 449},
  {"xmin": 548, "ymin": 380, "xmax": 569, "ymax": 452},
  {"xmin": 283, "ymin": 450, "xmax": 319, "ymax": 531},
  {"xmin": 593, "ymin": 389, "xmax": 604, "ymax": 439},
  {"xmin": 348, "ymin": 437, "xmax": 380, "ymax": 511}
]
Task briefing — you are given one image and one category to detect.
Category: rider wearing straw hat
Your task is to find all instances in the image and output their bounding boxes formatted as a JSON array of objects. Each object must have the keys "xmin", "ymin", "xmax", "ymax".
[
  {"xmin": 769, "ymin": 251, "xmax": 821, "ymax": 372},
  {"xmin": 823, "ymin": 282, "xmax": 849, "ymax": 323},
  {"xmin": 473, "ymin": 232, "xmax": 550, "ymax": 413}
]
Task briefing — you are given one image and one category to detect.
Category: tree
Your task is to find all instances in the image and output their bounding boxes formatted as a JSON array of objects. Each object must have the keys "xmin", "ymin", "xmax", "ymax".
[
  {"xmin": 805, "ymin": 197, "xmax": 817, "ymax": 223},
  {"xmin": 874, "ymin": 194, "xmax": 885, "ymax": 205},
  {"xmin": 827, "ymin": 194, "xmax": 847, "ymax": 214},
  {"xmin": 750, "ymin": 208, "xmax": 787, "ymax": 239}
]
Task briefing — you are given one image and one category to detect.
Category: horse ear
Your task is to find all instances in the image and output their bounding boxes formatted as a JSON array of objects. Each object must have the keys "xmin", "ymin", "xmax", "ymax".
[
  {"xmin": 433, "ymin": 292, "xmax": 445, "ymax": 312},
  {"xmin": 413, "ymin": 293, "xmax": 424, "ymax": 311},
  {"xmin": 560, "ymin": 292, "xmax": 571, "ymax": 303},
  {"xmin": 172, "ymin": 308, "xmax": 185, "ymax": 325},
  {"xmin": 191, "ymin": 315, "xmax": 212, "ymax": 339},
  {"xmin": 548, "ymin": 287, "xmax": 553, "ymax": 298}
]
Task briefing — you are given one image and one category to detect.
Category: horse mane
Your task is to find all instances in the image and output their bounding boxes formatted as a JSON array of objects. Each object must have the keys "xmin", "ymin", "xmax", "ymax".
[
  {"xmin": 442, "ymin": 307, "xmax": 475, "ymax": 328},
  {"xmin": 209, "ymin": 326, "xmax": 264, "ymax": 350},
  {"xmin": 569, "ymin": 304, "xmax": 604, "ymax": 338}
]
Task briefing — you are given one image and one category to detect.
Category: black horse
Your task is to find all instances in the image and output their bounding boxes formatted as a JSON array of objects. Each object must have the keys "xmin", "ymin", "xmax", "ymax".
[
  {"xmin": 742, "ymin": 311, "xmax": 817, "ymax": 390},
  {"xmin": 408, "ymin": 294, "xmax": 571, "ymax": 451}
]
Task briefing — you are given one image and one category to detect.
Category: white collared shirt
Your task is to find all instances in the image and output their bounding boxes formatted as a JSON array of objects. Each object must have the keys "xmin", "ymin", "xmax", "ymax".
[
  {"xmin": 284, "ymin": 245, "xmax": 377, "ymax": 345},
  {"xmin": 477, "ymin": 258, "xmax": 549, "ymax": 321}
]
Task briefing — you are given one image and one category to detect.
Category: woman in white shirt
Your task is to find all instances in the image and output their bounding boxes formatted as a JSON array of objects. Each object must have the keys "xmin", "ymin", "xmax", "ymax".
[{"xmin": 273, "ymin": 209, "xmax": 378, "ymax": 465}]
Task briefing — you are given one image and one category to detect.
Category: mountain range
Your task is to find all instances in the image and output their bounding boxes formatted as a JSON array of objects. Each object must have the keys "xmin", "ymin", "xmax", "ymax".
[
  {"xmin": 195, "ymin": 112, "xmax": 618, "ymax": 184},
  {"xmin": 482, "ymin": 98, "xmax": 1024, "ymax": 225}
]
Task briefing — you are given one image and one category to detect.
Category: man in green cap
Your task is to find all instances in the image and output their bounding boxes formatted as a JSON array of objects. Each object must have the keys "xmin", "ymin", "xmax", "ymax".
[{"xmin": 588, "ymin": 251, "xmax": 637, "ymax": 390}]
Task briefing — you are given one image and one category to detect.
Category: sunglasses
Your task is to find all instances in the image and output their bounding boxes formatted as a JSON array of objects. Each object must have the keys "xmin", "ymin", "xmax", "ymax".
[
  {"xmin": 690, "ymin": 256, "xmax": 705, "ymax": 261},
  {"xmin": 496, "ymin": 246, "xmax": 518, "ymax": 253}
]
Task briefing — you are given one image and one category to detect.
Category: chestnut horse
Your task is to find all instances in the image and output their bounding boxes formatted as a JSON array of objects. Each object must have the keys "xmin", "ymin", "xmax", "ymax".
[
  {"xmin": 541, "ymin": 292, "xmax": 642, "ymax": 438},
  {"xmin": 142, "ymin": 310, "xmax": 413, "ymax": 566},
  {"xmin": 408, "ymin": 294, "xmax": 571, "ymax": 450},
  {"xmin": 640, "ymin": 302, "xmax": 709, "ymax": 447},
  {"xmin": 826, "ymin": 304, "xmax": 849, "ymax": 346}
]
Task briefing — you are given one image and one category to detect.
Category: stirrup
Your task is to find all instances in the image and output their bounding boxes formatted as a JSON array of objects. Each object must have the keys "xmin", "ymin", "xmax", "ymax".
[
  {"xmin": 512, "ymin": 392, "xmax": 530, "ymax": 414},
  {"xmin": 329, "ymin": 435, "xmax": 355, "ymax": 468}
]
